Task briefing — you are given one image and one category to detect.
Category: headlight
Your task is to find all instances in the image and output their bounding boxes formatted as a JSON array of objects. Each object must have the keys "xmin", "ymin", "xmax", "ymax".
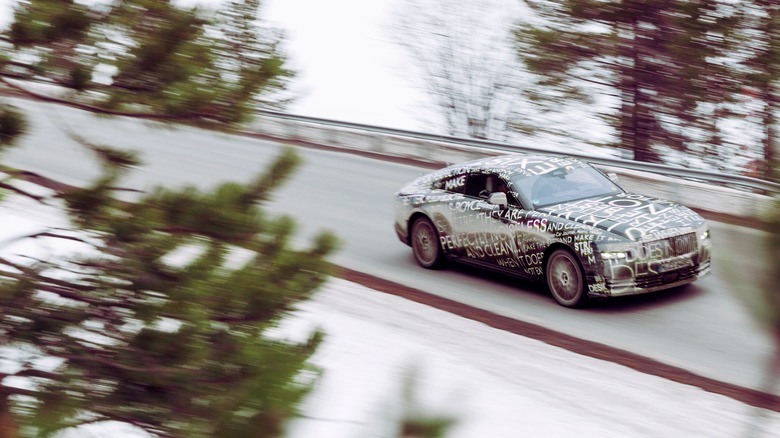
[
  {"xmin": 596, "ymin": 242, "xmax": 635, "ymax": 261},
  {"xmin": 601, "ymin": 251, "xmax": 627, "ymax": 260},
  {"xmin": 699, "ymin": 227, "xmax": 710, "ymax": 241}
]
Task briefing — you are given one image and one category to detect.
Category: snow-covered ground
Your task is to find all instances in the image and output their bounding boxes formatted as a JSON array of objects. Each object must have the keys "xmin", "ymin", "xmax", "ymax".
[
  {"xmin": 2, "ymin": 175, "xmax": 780, "ymax": 438},
  {"xmin": 278, "ymin": 278, "xmax": 780, "ymax": 438}
]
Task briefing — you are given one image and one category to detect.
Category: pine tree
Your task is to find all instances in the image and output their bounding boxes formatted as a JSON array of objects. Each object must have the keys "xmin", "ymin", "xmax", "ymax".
[
  {"xmin": 740, "ymin": 1, "xmax": 780, "ymax": 181},
  {"xmin": 2, "ymin": 0, "xmax": 293, "ymax": 125},
  {"xmin": 517, "ymin": 0, "xmax": 743, "ymax": 163},
  {"xmin": 0, "ymin": 145, "xmax": 338, "ymax": 437},
  {"xmin": 6, "ymin": 0, "xmax": 92, "ymax": 89},
  {"xmin": 0, "ymin": 2, "xmax": 335, "ymax": 436}
]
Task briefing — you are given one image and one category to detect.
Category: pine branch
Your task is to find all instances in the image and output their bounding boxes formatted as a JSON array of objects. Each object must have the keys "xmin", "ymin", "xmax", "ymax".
[
  {"xmin": 63, "ymin": 352, "xmax": 184, "ymax": 375},
  {"xmin": 214, "ymin": 305, "xmax": 289, "ymax": 324},
  {"xmin": 0, "ymin": 383, "xmax": 39, "ymax": 399},
  {"xmin": 25, "ymin": 231, "xmax": 93, "ymax": 245},
  {"xmin": 14, "ymin": 368, "xmax": 62, "ymax": 381},
  {"xmin": 0, "ymin": 181, "xmax": 46, "ymax": 202},
  {"xmin": 87, "ymin": 407, "xmax": 167, "ymax": 438}
]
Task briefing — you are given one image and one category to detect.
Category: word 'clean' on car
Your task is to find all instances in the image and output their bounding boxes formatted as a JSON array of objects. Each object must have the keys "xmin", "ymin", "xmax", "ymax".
[{"xmin": 393, "ymin": 153, "xmax": 712, "ymax": 308}]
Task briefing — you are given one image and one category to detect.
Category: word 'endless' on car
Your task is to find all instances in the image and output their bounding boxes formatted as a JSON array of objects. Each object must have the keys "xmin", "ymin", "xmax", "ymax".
[{"xmin": 393, "ymin": 153, "xmax": 712, "ymax": 308}]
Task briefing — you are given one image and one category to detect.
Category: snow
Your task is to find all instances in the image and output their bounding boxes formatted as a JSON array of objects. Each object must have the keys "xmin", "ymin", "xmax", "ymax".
[
  {"xmin": 1, "ymin": 186, "xmax": 779, "ymax": 438},
  {"xmin": 280, "ymin": 279, "xmax": 780, "ymax": 438}
]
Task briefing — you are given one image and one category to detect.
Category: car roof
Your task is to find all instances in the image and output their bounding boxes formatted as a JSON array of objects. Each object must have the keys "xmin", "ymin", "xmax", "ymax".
[{"xmin": 441, "ymin": 153, "xmax": 590, "ymax": 179}]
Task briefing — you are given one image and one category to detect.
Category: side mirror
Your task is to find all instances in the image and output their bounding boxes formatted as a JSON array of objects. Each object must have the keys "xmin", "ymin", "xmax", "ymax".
[
  {"xmin": 488, "ymin": 192, "xmax": 508, "ymax": 208},
  {"xmin": 607, "ymin": 172, "xmax": 619, "ymax": 182}
]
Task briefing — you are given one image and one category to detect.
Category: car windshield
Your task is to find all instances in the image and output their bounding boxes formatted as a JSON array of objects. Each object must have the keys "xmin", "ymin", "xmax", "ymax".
[{"xmin": 512, "ymin": 166, "xmax": 623, "ymax": 208}]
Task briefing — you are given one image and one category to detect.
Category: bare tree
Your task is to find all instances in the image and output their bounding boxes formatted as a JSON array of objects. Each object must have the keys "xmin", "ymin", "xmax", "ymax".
[{"xmin": 393, "ymin": 0, "xmax": 526, "ymax": 141}]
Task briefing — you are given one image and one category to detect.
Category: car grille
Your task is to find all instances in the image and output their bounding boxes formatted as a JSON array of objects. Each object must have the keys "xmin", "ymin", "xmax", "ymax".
[
  {"xmin": 635, "ymin": 266, "xmax": 697, "ymax": 289},
  {"xmin": 642, "ymin": 232, "xmax": 697, "ymax": 259},
  {"xmin": 670, "ymin": 233, "xmax": 697, "ymax": 255}
]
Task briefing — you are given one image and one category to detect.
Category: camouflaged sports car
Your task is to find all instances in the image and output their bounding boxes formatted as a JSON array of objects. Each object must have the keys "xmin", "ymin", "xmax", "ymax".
[{"xmin": 394, "ymin": 154, "xmax": 712, "ymax": 308}]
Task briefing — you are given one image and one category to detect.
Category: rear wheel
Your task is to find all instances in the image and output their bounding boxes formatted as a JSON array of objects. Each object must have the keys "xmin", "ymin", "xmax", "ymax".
[
  {"xmin": 411, "ymin": 217, "xmax": 444, "ymax": 269},
  {"xmin": 546, "ymin": 249, "xmax": 587, "ymax": 308}
]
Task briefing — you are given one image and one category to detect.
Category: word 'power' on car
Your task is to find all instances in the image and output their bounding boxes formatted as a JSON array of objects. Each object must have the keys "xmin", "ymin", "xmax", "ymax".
[{"xmin": 393, "ymin": 153, "xmax": 712, "ymax": 308}]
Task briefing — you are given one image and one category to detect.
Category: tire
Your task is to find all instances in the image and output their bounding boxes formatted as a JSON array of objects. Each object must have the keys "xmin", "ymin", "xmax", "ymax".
[
  {"xmin": 411, "ymin": 217, "xmax": 445, "ymax": 269},
  {"xmin": 546, "ymin": 248, "xmax": 587, "ymax": 308}
]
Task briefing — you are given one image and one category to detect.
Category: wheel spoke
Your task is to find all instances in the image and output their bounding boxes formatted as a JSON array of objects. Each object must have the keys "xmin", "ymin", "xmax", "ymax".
[
  {"xmin": 412, "ymin": 219, "xmax": 441, "ymax": 268},
  {"xmin": 547, "ymin": 251, "xmax": 584, "ymax": 307}
]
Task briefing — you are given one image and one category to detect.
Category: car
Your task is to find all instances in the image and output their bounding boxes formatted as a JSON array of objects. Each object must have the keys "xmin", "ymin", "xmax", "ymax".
[{"xmin": 393, "ymin": 153, "xmax": 712, "ymax": 308}]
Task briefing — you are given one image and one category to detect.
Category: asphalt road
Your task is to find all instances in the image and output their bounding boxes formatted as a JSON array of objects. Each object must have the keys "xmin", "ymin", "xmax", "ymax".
[{"xmin": 3, "ymin": 96, "xmax": 777, "ymax": 397}]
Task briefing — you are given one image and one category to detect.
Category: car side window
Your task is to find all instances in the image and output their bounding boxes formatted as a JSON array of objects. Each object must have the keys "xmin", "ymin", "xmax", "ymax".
[
  {"xmin": 434, "ymin": 173, "xmax": 467, "ymax": 194},
  {"xmin": 465, "ymin": 173, "xmax": 490, "ymax": 198},
  {"xmin": 438, "ymin": 172, "xmax": 524, "ymax": 206},
  {"xmin": 464, "ymin": 173, "xmax": 515, "ymax": 200}
]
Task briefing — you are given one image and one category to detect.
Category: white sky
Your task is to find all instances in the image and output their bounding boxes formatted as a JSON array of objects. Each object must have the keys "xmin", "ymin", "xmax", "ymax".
[
  {"xmin": 0, "ymin": 0, "xmax": 433, "ymax": 130},
  {"xmin": 261, "ymin": 0, "xmax": 434, "ymax": 130}
]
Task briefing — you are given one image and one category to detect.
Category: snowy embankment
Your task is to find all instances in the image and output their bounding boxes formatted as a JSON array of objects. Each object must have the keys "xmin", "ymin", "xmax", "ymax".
[{"xmin": 1, "ymin": 179, "xmax": 779, "ymax": 437}]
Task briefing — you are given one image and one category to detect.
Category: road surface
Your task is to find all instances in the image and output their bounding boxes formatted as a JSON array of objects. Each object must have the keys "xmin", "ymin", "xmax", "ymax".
[{"xmin": 2, "ymin": 96, "xmax": 776, "ymax": 398}]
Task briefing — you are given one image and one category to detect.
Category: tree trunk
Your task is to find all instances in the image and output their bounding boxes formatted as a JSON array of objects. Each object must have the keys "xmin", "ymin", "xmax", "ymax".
[
  {"xmin": 761, "ymin": 2, "xmax": 779, "ymax": 182},
  {"xmin": 763, "ymin": 85, "xmax": 778, "ymax": 182},
  {"xmin": 0, "ymin": 393, "xmax": 20, "ymax": 438},
  {"xmin": 618, "ymin": 21, "xmax": 638, "ymax": 160}
]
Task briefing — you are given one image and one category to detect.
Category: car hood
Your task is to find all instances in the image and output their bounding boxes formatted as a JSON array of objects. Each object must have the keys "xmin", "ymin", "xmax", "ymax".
[{"xmin": 537, "ymin": 193, "xmax": 705, "ymax": 241}]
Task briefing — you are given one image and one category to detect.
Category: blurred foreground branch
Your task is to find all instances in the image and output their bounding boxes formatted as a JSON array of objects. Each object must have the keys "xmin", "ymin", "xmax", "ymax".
[
  {"xmin": 0, "ymin": 145, "xmax": 338, "ymax": 437},
  {"xmin": 1, "ymin": 0, "xmax": 295, "ymax": 127}
]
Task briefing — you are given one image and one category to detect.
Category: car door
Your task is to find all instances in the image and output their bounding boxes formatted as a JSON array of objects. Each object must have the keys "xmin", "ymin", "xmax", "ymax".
[
  {"xmin": 427, "ymin": 171, "xmax": 470, "ymax": 258},
  {"xmin": 447, "ymin": 173, "xmax": 522, "ymax": 269}
]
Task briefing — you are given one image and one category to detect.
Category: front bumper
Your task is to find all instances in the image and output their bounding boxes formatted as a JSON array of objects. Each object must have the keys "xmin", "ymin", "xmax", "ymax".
[
  {"xmin": 588, "ymin": 230, "xmax": 712, "ymax": 299},
  {"xmin": 395, "ymin": 223, "xmax": 410, "ymax": 246},
  {"xmin": 594, "ymin": 260, "xmax": 711, "ymax": 298},
  {"xmin": 588, "ymin": 246, "xmax": 712, "ymax": 298}
]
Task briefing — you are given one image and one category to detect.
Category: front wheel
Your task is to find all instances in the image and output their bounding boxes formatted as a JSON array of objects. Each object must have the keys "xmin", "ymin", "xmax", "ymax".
[
  {"xmin": 546, "ymin": 249, "xmax": 587, "ymax": 308},
  {"xmin": 411, "ymin": 217, "xmax": 445, "ymax": 269}
]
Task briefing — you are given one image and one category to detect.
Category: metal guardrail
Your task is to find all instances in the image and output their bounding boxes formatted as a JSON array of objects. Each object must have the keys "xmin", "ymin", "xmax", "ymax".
[
  {"xmin": 254, "ymin": 109, "xmax": 780, "ymax": 195},
  {"xmin": 3, "ymin": 74, "xmax": 776, "ymax": 194}
]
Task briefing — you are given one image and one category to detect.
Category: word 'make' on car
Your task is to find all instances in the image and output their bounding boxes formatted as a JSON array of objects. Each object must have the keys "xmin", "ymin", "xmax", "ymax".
[{"xmin": 394, "ymin": 153, "xmax": 712, "ymax": 308}]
